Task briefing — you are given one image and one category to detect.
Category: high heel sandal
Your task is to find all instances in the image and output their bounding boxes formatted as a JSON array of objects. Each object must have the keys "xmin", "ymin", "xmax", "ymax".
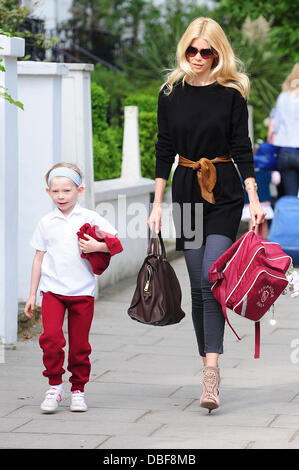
[{"xmin": 199, "ymin": 366, "xmax": 220, "ymax": 414}]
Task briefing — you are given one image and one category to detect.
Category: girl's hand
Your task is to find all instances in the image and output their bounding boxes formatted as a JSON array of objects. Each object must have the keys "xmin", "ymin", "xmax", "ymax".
[
  {"xmin": 147, "ymin": 203, "xmax": 162, "ymax": 234},
  {"xmin": 24, "ymin": 295, "xmax": 36, "ymax": 319},
  {"xmin": 249, "ymin": 200, "xmax": 266, "ymax": 227},
  {"xmin": 79, "ymin": 234, "xmax": 102, "ymax": 253}
]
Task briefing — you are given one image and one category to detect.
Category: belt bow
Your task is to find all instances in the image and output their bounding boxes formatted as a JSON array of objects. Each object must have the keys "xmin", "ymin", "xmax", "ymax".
[{"xmin": 178, "ymin": 155, "xmax": 231, "ymax": 204}]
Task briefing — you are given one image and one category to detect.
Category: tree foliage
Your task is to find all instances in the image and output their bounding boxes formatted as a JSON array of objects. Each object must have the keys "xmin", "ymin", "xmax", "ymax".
[
  {"xmin": 116, "ymin": 1, "xmax": 221, "ymax": 83},
  {"xmin": 0, "ymin": 0, "xmax": 55, "ymax": 56},
  {"xmin": 228, "ymin": 15, "xmax": 293, "ymax": 142},
  {"xmin": 0, "ymin": 31, "xmax": 24, "ymax": 109},
  {"xmin": 217, "ymin": 0, "xmax": 299, "ymax": 63}
]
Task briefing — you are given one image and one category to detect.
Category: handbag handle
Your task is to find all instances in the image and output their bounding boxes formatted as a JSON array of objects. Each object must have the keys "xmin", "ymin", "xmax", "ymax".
[
  {"xmin": 252, "ymin": 224, "xmax": 263, "ymax": 237},
  {"xmin": 147, "ymin": 228, "xmax": 167, "ymax": 259}
]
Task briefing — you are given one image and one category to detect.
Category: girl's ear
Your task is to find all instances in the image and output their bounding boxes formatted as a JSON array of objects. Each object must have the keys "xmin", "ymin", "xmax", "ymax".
[{"xmin": 78, "ymin": 185, "xmax": 85, "ymax": 196}]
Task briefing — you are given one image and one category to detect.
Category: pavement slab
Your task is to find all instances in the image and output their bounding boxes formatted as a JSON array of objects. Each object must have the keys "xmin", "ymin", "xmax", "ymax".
[{"xmin": 1, "ymin": 255, "xmax": 299, "ymax": 450}]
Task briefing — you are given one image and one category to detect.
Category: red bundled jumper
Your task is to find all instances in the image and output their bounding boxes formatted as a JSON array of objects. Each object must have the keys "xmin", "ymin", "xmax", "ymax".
[{"xmin": 77, "ymin": 223, "xmax": 123, "ymax": 275}]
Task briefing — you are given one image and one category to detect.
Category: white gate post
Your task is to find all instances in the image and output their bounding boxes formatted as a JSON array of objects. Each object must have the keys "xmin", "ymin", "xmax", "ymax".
[
  {"xmin": 0, "ymin": 35, "xmax": 25, "ymax": 346},
  {"xmin": 121, "ymin": 106, "xmax": 141, "ymax": 181}
]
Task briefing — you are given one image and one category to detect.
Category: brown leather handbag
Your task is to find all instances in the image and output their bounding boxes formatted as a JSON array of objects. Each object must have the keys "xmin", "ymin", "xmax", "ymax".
[{"xmin": 127, "ymin": 230, "xmax": 185, "ymax": 326}]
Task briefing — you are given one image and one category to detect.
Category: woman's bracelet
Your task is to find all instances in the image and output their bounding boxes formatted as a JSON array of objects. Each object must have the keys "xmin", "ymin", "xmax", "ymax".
[{"xmin": 245, "ymin": 181, "xmax": 258, "ymax": 192}]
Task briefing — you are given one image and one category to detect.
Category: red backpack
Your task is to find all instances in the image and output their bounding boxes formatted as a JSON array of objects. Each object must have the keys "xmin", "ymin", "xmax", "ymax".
[{"xmin": 209, "ymin": 226, "xmax": 292, "ymax": 358}]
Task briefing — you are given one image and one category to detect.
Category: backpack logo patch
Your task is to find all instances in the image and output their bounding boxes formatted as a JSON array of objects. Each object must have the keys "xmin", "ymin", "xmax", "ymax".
[{"xmin": 257, "ymin": 285, "xmax": 275, "ymax": 308}]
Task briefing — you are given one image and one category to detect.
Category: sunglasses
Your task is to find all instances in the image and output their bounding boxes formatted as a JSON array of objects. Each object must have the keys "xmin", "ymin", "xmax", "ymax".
[{"xmin": 186, "ymin": 46, "xmax": 216, "ymax": 59}]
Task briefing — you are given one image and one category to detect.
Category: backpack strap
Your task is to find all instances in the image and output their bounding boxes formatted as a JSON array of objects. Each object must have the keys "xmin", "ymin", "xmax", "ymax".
[
  {"xmin": 219, "ymin": 286, "xmax": 261, "ymax": 358},
  {"xmin": 218, "ymin": 285, "xmax": 241, "ymax": 341},
  {"xmin": 254, "ymin": 321, "xmax": 261, "ymax": 359}
]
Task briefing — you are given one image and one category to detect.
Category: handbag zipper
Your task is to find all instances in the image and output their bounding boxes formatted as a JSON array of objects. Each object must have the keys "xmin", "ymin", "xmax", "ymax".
[{"xmin": 144, "ymin": 265, "xmax": 152, "ymax": 293}]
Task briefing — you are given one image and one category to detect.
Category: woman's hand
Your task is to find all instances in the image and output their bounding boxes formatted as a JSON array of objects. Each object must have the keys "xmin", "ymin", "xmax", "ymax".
[
  {"xmin": 79, "ymin": 234, "xmax": 103, "ymax": 253},
  {"xmin": 244, "ymin": 177, "xmax": 266, "ymax": 228},
  {"xmin": 147, "ymin": 202, "xmax": 162, "ymax": 234},
  {"xmin": 24, "ymin": 295, "xmax": 36, "ymax": 319},
  {"xmin": 249, "ymin": 199, "xmax": 266, "ymax": 228}
]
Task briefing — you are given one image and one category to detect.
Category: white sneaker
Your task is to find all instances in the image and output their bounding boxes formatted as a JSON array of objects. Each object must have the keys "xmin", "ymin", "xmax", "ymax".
[
  {"xmin": 40, "ymin": 387, "xmax": 64, "ymax": 413},
  {"xmin": 70, "ymin": 390, "xmax": 88, "ymax": 412}
]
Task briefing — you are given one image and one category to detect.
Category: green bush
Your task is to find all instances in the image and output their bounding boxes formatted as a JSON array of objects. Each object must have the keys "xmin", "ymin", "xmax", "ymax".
[
  {"xmin": 123, "ymin": 93, "xmax": 157, "ymax": 113},
  {"xmin": 123, "ymin": 92, "xmax": 171, "ymax": 190},
  {"xmin": 93, "ymin": 127, "xmax": 123, "ymax": 181},
  {"xmin": 91, "ymin": 81, "xmax": 171, "ymax": 188},
  {"xmin": 91, "ymin": 81, "xmax": 109, "ymax": 135},
  {"xmin": 138, "ymin": 111, "xmax": 157, "ymax": 180},
  {"xmin": 91, "ymin": 82, "xmax": 123, "ymax": 181},
  {"xmin": 91, "ymin": 63, "xmax": 135, "ymax": 127},
  {"xmin": 123, "ymin": 94, "xmax": 157, "ymax": 181}
]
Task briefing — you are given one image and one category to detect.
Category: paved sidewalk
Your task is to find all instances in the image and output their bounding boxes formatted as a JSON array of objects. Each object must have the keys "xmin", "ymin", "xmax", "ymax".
[{"xmin": 1, "ymin": 255, "xmax": 299, "ymax": 450}]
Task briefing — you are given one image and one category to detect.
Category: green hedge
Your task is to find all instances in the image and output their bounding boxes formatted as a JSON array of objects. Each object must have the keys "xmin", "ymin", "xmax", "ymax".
[
  {"xmin": 123, "ymin": 93, "xmax": 157, "ymax": 113},
  {"xmin": 93, "ymin": 127, "xmax": 123, "ymax": 181},
  {"xmin": 91, "ymin": 63, "xmax": 135, "ymax": 127},
  {"xmin": 91, "ymin": 83, "xmax": 171, "ymax": 190},
  {"xmin": 124, "ymin": 93, "xmax": 172, "ymax": 190},
  {"xmin": 91, "ymin": 82, "xmax": 123, "ymax": 181},
  {"xmin": 123, "ymin": 93, "xmax": 158, "ymax": 181},
  {"xmin": 91, "ymin": 82, "xmax": 109, "ymax": 135}
]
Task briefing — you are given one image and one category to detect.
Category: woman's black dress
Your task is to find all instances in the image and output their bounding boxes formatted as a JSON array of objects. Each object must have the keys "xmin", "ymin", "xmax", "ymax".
[{"xmin": 155, "ymin": 81, "xmax": 256, "ymax": 250}]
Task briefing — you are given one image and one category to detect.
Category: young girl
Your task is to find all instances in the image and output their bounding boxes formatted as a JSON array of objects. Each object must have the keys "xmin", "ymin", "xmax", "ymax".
[{"xmin": 24, "ymin": 162, "xmax": 119, "ymax": 413}]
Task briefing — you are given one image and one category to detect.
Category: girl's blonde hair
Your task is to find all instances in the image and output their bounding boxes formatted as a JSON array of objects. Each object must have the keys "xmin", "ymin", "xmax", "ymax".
[
  {"xmin": 282, "ymin": 63, "xmax": 299, "ymax": 94},
  {"xmin": 162, "ymin": 17, "xmax": 250, "ymax": 98},
  {"xmin": 45, "ymin": 162, "xmax": 83, "ymax": 187}
]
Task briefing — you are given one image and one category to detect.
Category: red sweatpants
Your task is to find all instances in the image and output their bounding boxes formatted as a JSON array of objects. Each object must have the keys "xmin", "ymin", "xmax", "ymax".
[{"xmin": 39, "ymin": 291, "xmax": 94, "ymax": 392}]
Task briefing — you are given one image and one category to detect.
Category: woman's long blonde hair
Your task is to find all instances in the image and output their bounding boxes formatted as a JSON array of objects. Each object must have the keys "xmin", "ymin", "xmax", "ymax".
[
  {"xmin": 162, "ymin": 17, "xmax": 250, "ymax": 98},
  {"xmin": 282, "ymin": 63, "xmax": 299, "ymax": 94}
]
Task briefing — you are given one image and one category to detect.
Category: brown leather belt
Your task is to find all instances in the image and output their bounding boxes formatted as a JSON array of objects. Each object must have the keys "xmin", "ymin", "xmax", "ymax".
[{"xmin": 178, "ymin": 154, "xmax": 231, "ymax": 204}]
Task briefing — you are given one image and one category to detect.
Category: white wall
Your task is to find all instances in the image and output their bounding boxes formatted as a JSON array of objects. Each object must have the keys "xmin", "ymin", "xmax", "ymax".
[
  {"xmin": 0, "ymin": 35, "xmax": 25, "ymax": 345},
  {"xmin": 17, "ymin": 61, "xmax": 96, "ymax": 305},
  {"xmin": 17, "ymin": 61, "xmax": 68, "ymax": 304},
  {"xmin": 2, "ymin": 51, "xmax": 156, "ymax": 343}
]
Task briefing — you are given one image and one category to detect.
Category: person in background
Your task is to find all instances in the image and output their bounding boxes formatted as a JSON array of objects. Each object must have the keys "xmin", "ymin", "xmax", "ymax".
[
  {"xmin": 273, "ymin": 63, "xmax": 299, "ymax": 196},
  {"xmin": 267, "ymin": 108, "xmax": 284, "ymax": 199},
  {"xmin": 267, "ymin": 107, "xmax": 276, "ymax": 145}
]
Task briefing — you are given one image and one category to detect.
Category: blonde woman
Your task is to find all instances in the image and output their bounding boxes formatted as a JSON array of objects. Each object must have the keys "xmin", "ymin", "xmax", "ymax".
[
  {"xmin": 273, "ymin": 63, "xmax": 299, "ymax": 196},
  {"xmin": 148, "ymin": 17, "xmax": 265, "ymax": 413}
]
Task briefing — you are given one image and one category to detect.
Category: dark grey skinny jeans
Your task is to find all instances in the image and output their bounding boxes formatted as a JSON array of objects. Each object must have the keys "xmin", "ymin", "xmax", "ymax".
[{"xmin": 184, "ymin": 234, "xmax": 232, "ymax": 357}]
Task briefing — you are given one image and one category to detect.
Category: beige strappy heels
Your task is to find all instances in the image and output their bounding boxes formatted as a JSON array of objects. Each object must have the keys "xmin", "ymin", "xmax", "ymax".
[{"xmin": 199, "ymin": 366, "xmax": 220, "ymax": 413}]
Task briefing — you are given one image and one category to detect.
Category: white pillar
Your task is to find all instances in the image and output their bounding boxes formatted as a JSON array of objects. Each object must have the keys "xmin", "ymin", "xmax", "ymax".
[
  {"xmin": 61, "ymin": 63, "xmax": 95, "ymax": 209},
  {"xmin": 0, "ymin": 35, "xmax": 25, "ymax": 345},
  {"xmin": 17, "ymin": 61, "xmax": 68, "ymax": 304},
  {"xmin": 121, "ymin": 106, "xmax": 141, "ymax": 181}
]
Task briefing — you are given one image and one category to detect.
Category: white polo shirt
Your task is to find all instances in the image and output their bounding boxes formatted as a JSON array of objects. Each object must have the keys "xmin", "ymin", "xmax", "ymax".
[{"xmin": 30, "ymin": 202, "xmax": 118, "ymax": 297}]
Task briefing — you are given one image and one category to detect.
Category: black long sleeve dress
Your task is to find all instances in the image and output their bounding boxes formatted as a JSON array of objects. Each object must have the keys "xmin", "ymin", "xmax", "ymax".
[{"xmin": 155, "ymin": 81, "xmax": 255, "ymax": 250}]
